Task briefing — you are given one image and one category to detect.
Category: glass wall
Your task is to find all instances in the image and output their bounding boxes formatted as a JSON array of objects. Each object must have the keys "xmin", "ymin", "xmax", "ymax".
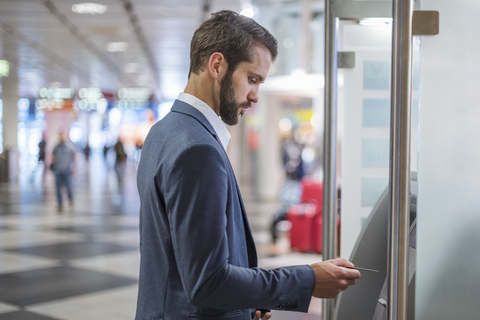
[
  {"xmin": 416, "ymin": 0, "xmax": 480, "ymax": 318},
  {"xmin": 339, "ymin": 20, "xmax": 393, "ymax": 258},
  {"xmin": 339, "ymin": 18, "xmax": 420, "ymax": 258},
  {"xmin": 336, "ymin": 0, "xmax": 480, "ymax": 317}
]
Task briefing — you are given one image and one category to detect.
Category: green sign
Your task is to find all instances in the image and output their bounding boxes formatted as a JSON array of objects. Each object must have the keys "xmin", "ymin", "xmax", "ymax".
[{"xmin": 0, "ymin": 60, "xmax": 9, "ymax": 77}]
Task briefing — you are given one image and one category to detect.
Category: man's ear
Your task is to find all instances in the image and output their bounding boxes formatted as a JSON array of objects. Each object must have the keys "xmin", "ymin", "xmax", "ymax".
[{"xmin": 208, "ymin": 52, "xmax": 227, "ymax": 80}]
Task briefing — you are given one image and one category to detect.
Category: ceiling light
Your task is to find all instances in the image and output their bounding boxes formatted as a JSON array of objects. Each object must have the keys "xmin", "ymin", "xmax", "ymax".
[
  {"xmin": 240, "ymin": 8, "xmax": 254, "ymax": 18},
  {"xmin": 106, "ymin": 42, "xmax": 128, "ymax": 52},
  {"xmin": 124, "ymin": 63, "xmax": 138, "ymax": 74},
  {"xmin": 72, "ymin": 3, "xmax": 108, "ymax": 15}
]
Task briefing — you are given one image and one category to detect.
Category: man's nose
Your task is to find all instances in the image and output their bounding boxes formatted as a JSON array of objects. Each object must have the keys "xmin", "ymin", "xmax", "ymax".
[{"xmin": 248, "ymin": 88, "xmax": 259, "ymax": 104}]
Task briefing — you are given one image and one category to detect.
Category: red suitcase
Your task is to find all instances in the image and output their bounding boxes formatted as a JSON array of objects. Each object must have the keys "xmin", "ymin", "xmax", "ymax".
[
  {"xmin": 300, "ymin": 179, "xmax": 323, "ymax": 253},
  {"xmin": 300, "ymin": 179, "xmax": 323, "ymax": 209},
  {"xmin": 287, "ymin": 202, "xmax": 317, "ymax": 252}
]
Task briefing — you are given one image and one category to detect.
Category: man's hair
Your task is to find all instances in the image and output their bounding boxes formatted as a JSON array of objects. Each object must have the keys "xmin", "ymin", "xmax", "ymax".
[{"xmin": 188, "ymin": 10, "xmax": 278, "ymax": 77}]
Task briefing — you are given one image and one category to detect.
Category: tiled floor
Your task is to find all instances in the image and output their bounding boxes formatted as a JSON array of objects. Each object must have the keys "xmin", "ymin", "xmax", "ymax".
[{"xmin": 0, "ymin": 152, "xmax": 323, "ymax": 320}]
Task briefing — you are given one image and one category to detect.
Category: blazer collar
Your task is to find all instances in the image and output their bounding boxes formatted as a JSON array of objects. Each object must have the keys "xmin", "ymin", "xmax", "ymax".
[{"xmin": 171, "ymin": 100, "xmax": 218, "ymax": 139}]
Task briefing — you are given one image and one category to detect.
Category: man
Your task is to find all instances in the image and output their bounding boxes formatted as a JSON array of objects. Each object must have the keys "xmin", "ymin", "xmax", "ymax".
[
  {"xmin": 135, "ymin": 10, "xmax": 360, "ymax": 320},
  {"xmin": 51, "ymin": 131, "xmax": 76, "ymax": 211},
  {"xmin": 113, "ymin": 138, "xmax": 127, "ymax": 181}
]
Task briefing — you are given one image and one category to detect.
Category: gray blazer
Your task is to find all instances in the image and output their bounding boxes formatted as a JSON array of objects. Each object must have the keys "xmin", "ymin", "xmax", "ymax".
[{"xmin": 135, "ymin": 100, "xmax": 315, "ymax": 319}]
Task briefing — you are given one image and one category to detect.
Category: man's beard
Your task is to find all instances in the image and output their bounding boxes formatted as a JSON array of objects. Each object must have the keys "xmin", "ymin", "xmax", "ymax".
[{"xmin": 219, "ymin": 70, "xmax": 251, "ymax": 126}]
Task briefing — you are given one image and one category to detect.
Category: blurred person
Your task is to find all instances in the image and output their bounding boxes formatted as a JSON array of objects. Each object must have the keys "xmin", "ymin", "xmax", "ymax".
[
  {"xmin": 38, "ymin": 134, "xmax": 46, "ymax": 165},
  {"xmin": 51, "ymin": 131, "xmax": 76, "ymax": 212},
  {"xmin": 103, "ymin": 144, "xmax": 109, "ymax": 159},
  {"xmin": 31, "ymin": 133, "xmax": 47, "ymax": 182},
  {"xmin": 83, "ymin": 141, "xmax": 91, "ymax": 162},
  {"xmin": 134, "ymin": 137, "xmax": 143, "ymax": 163},
  {"xmin": 270, "ymin": 177, "xmax": 303, "ymax": 244},
  {"xmin": 113, "ymin": 138, "xmax": 127, "ymax": 180},
  {"xmin": 135, "ymin": 10, "xmax": 360, "ymax": 320},
  {"xmin": 281, "ymin": 136, "xmax": 305, "ymax": 181}
]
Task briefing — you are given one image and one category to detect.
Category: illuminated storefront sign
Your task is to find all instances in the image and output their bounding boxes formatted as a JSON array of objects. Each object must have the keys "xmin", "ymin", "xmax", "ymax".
[
  {"xmin": 118, "ymin": 88, "xmax": 151, "ymax": 100},
  {"xmin": 78, "ymin": 87, "xmax": 108, "ymax": 113},
  {"xmin": 39, "ymin": 87, "xmax": 75, "ymax": 100},
  {"xmin": 38, "ymin": 87, "xmax": 75, "ymax": 111},
  {"xmin": 36, "ymin": 99, "xmax": 74, "ymax": 111},
  {"xmin": 117, "ymin": 87, "xmax": 152, "ymax": 109},
  {"xmin": 79, "ymin": 87, "xmax": 103, "ymax": 100}
]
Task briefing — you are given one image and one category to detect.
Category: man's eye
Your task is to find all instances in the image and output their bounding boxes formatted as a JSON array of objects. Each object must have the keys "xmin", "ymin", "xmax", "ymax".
[{"xmin": 249, "ymin": 77, "xmax": 257, "ymax": 84}]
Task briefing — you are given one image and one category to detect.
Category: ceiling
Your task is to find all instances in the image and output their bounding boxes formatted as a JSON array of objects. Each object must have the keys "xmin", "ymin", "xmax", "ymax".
[
  {"xmin": 0, "ymin": 0, "xmax": 271, "ymax": 102},
  {"xmin": 0, "ymin": 1, "xmax": 395, "ymax": 105}
]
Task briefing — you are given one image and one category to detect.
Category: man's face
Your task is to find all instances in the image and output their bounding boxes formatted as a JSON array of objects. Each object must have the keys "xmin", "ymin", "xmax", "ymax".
[
  {"xmin": 219, "ymin": 45, "xmax": 272, "ymax": 126},
  {"xmin": 60, "ymin": 132, "xmax": 68, "ymax": 143}
]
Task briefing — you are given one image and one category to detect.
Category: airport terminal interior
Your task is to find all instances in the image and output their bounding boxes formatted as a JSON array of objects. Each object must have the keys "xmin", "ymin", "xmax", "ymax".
[{"xmin": 2, "ymin": 0, "xmax": 480, "ymax": 319}]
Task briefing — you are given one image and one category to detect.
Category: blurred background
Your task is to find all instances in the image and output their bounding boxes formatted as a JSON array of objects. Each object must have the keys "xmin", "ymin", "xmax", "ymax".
[{"xmin": 0, "ymin": 0, "xmax": 328, "ymax": 192}]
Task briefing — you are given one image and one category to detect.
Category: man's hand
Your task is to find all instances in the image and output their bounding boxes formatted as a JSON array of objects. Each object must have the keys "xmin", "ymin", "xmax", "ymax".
[
  {"xmin": 254, "ymin": 309, "xmax": 272, "ymax": 320},
  {"xmin": 310, "ymin": 258, "xmax": 361, "ymax": 298}
]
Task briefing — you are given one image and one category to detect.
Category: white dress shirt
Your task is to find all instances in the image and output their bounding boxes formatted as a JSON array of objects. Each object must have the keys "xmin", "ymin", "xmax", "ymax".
[{"xmin": 177, "ymin": 92, "xmax": 231, "ymax": 151}]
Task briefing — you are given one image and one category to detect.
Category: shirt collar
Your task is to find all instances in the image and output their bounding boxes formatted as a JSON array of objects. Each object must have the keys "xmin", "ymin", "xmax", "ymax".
[{"xmin": 177, "ymin": 92, "xmax": 231, "ymax": 151}]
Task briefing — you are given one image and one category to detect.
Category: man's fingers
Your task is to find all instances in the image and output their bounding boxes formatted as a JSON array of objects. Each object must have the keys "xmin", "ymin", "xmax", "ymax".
[{"xmin": 255, "ymin": 310, "xmax": 272, "ymax": 320}]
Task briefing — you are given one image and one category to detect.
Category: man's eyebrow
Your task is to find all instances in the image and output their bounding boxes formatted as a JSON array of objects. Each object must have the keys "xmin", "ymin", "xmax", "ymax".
[{"xmin": 249, "ymin": 72, "xmax": 265, "ymax": 83}]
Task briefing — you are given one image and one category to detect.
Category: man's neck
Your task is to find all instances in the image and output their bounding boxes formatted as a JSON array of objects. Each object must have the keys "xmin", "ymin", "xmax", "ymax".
[{"xmin": 184, "ymin": 73, "xmax": 219, "ymax": 116}]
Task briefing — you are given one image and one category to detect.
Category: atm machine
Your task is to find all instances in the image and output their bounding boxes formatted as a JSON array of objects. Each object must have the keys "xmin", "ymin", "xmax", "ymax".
[{"xmin": 333, "ymin": 173, "xmax": 417, "ymax": 320}]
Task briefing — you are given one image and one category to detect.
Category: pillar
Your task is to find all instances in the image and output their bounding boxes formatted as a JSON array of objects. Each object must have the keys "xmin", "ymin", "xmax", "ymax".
[{"xmin": 0, "ymin": 69, "xmax": 19, "ymax": 181}]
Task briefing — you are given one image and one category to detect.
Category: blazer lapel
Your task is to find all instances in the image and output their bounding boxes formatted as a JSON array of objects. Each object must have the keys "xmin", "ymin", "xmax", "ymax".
[{"xmin": 171, "ymin": 100, "xmax": 219, "ymax": 143}]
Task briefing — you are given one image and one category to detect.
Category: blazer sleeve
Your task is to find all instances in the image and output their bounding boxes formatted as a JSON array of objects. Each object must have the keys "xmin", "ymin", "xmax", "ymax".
[{"xmin": 163, "ymin": 143, "xmax": 315, "ymax": 312}]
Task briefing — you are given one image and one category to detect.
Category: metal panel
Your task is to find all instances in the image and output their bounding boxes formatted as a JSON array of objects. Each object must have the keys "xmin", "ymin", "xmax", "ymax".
[
  {"xmin": 337, "ymin": 51, "xmax": 355, "ymax": 69},
  {"xmin": 412, "ymin": 10, "xmax": 439, "ymax": 36}
]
